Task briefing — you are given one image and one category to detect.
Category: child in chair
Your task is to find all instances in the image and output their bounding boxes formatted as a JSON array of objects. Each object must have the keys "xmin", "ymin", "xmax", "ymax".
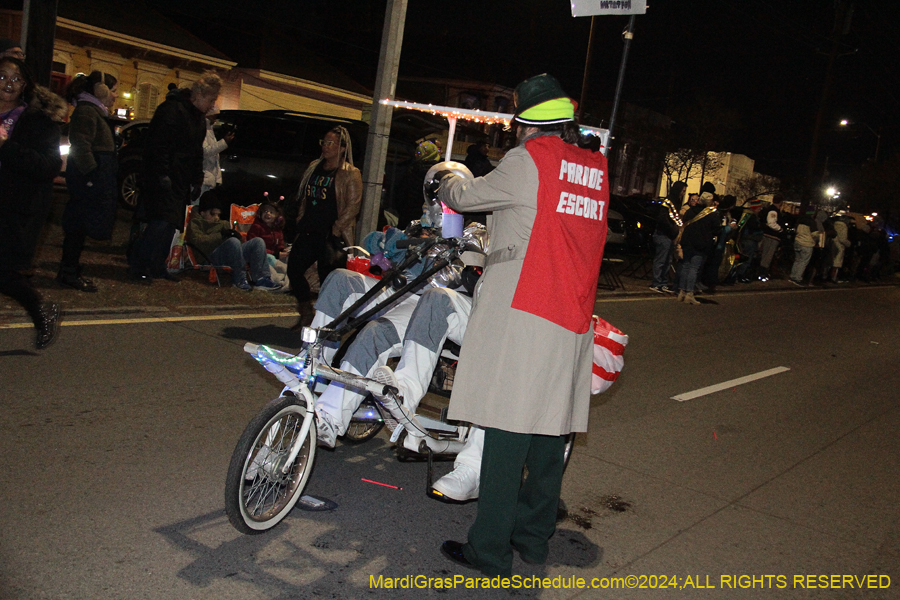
[
  {"xmin": 247, "ymin": 202, "xmax": 290, "ymax": 291},
  {"xmin": 187, "ymin": 191, "xmax": 283, "ymax": 292}
]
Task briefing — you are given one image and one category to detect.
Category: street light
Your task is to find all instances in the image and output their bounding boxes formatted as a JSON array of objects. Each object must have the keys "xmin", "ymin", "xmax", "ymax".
[
  {"xmin": 824, "ymin": 186, "xmax": 842, "ymax": 210},
  {"xmin": 839, "ymin": 119, "xmax": 882, "ymax": 162}
]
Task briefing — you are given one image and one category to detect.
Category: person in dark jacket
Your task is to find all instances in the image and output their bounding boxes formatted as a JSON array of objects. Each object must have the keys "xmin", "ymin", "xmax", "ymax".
[
  {"xmin": 463, "ymin": 141, "xmax": 495, "ymax": 178},
  {"xmin": 676, "ymin": 192, "xmax": 720, "ymax": 304},
  {"xmin": 392, "ymin": 139, "xmax": 440, "ymax": 229},
  {"xmin": 700, "ymin": 194, "xmax": 737, "ymax": 291},
  {"xmin": 650, "ymin": 181, "xmax": 685, "ymax": 293},
  {"xmin": 757, "ymin": 200, "xmax": 783, "ymax": 281},
  {"xmin": 0, "ymin": 57, "xmax": 65, "ymax": 349},
  {"xmin": 129, "ymin": 71, "xmax": 221, "ymax": 283},
  {"xmin": 729, "ymin": 201, "xmax": 764, "ymax": 283},
  {"xmin": 57, "ymin": 71, "xmax": 119, "ymax": 292}
]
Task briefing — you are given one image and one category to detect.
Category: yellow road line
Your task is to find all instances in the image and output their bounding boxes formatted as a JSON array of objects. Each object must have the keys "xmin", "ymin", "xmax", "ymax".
[
  {"xmin": 1, "ymin": 285, "xmax": 890, "ymax": 329},
  {"xmin": 0, "ymin": 312, "xmax": 297, "ymax": 330}
]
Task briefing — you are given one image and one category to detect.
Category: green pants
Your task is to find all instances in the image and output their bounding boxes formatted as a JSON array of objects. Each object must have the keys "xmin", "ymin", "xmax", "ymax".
[{"xmin": 462, "ymin": 428, "xmax": 567, "ymax": 577}]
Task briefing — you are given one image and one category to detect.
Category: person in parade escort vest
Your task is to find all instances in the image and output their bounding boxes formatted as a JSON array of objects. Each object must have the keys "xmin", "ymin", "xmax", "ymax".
[{"xmin": 431, "ymin": 73, "xmax": 609, "ymax": 577}]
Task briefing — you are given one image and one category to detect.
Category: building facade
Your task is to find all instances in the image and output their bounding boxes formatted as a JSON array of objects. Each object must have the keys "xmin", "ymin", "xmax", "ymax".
[{"xmin": 1, "ymin": 4, "xmax": 370, "ymax": 123}]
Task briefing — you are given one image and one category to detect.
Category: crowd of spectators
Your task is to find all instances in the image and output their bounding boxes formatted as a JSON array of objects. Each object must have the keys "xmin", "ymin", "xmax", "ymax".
[{"xmin": 651, "ymin": 182, "xmax": 896, "ymax": 302}]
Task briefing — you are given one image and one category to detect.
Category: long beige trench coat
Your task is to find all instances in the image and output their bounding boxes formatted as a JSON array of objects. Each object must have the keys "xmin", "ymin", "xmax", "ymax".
[{"xmin": 439, "ymin": 141, "xmax": 598, "ymax": 436}]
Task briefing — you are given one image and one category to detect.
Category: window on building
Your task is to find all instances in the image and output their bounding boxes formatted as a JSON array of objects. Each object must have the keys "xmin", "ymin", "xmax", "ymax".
[
  {"xmin": 459, "ymin": 93, "xmax": 479, "ymax": 110},
  {"xmin": 136, "ymin": 83, "xmax": 159, "ymax": 119},
  {"xmin": 49, "ymin": 73, "xmax": 70, "ymax": 98}
]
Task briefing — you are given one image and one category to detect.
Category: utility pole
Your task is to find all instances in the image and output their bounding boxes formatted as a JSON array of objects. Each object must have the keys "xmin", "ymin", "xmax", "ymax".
[
  {"xmin": 802, "ymin": 0, "xmax": 851, "ymax": 215},
  {"xmin": 358, "ymin": 0, "xmax": 408, "ymax": 243},
  {"xmin": 22, "ymin": 0, "xmax": 58, "ymax": 87}
]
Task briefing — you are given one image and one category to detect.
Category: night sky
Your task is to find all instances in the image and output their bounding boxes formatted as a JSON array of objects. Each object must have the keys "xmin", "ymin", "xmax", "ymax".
[{"xmin": 155, "ymin": 0, "xmax": 899, "ymax": 189}]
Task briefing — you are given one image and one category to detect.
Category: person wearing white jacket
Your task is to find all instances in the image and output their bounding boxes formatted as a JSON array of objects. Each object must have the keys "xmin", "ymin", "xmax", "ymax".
[
  {"xmin": 830, "ymin": 219, "xmax": 852, "ymax": 282},
  {"xmin": 199, "ymin": 105, "xmax": 232, "ymax": 197}
]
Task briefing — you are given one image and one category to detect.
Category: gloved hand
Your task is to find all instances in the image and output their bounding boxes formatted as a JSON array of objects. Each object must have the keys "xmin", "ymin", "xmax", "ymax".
[
  {"xmin": 222, "ymin": 228, "xmax": 242, "ymax": 240},
  {"xmin": 424, "ymin": 170, "xmax": 454, "ymax": 201}
]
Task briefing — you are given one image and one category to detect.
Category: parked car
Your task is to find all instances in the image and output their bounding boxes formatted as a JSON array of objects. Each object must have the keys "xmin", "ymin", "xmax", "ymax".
[
  {"xmin": 605, "ymin": 208, "xmax": 627, "ymax": 246},
  {"xmin": 115, "ymin": 110, "xmax": 368, "ymax": 211},
  {"xmin": 114, "ymin": 119, "xmax": 150, "ymax": 209},
  {"xmin": 605, "ymin": 195, "xmax": 658, "ymax": 253}
]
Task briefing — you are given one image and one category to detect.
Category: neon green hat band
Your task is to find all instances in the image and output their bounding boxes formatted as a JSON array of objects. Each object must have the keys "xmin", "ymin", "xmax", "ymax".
[{"xmin": 516, "ymin": 97, "xmax": 575, "ymax": 124}]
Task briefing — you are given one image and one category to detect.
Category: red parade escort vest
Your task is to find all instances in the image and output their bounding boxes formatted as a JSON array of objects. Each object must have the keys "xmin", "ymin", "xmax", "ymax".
[{"xmin": 510, "ymin": 136, "xmax": 608, "ymax": 334}]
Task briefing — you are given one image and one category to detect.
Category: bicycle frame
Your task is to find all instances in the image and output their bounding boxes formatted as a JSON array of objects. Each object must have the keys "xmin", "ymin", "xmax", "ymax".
[
  {"xmin": 244, "ymin": 321, "xmax": 469, "ymax": 472},
  {"xmin": 243, "ymin": 234, "xmax": 484, "ymax": 471}
]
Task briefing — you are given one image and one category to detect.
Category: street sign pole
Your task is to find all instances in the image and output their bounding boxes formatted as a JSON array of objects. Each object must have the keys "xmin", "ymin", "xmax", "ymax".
[
  {"xmin": 571, "ymin": 1, "xmax": 645, "ymax": 156},
  {"xmin": 605, "ymin": 14, "xmax": 636, "ymax": 155}
]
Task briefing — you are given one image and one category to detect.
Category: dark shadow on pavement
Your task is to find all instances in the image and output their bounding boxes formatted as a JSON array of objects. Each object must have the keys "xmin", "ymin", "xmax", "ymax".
[
  {"xmin": 154, "ymin": 444, "xmax": 602, "ymax": 599},
  {"xmin": 220, "ymin": 325, "xmax": 303, "ymax": 351}
]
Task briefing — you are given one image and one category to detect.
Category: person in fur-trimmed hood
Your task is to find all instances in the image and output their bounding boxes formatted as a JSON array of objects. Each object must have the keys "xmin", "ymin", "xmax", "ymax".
[
  {"xmin": 57, "ymin": 71, "xmax": 120, "ymax": 293},
  {"xmin": 0, "ymin": 57, "xmax": 66, "ymax": 349}
]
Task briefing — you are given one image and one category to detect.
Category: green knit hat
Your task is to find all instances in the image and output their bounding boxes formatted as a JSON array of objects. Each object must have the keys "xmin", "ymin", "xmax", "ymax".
[
  {"xmin": 513, "ymin": 73, "xmax": 576, "ymax": 125},
  {"xmin": 415, "ymin": 139, "xmax": 441, "ymax": 162}
]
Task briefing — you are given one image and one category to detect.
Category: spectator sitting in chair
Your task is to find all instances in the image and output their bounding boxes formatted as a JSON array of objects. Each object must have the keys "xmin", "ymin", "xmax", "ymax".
[
  {"xmin": 186, "ymin": 190, "xmax": 283, "ymax": 291},
  {"xmin": 247, "ymin": 202, "xmax": 289, "ymax": 290}
]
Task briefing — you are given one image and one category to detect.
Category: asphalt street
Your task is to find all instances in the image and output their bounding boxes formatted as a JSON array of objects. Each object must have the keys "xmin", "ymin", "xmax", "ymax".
[{"xmin": 0, "ymin": 285, "xmax": 898, "ymax": 599}]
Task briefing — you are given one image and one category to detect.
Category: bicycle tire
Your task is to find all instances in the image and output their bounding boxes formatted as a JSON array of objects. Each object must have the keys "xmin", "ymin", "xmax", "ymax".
[{"xmin": 224, "ymin": 394, "xmax": 317, "ymax": 534}]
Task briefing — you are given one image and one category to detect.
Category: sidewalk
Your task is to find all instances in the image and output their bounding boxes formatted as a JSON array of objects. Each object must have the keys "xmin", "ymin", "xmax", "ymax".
[
  {"xmin": 2, "ymin": 192, "xmax": 896, "ymax": 322},
  {"xmin": 0, "ymin": 194, "xmax": 296, "ymax": 323},
  {"xmin": 596, "ymin": 251, "xmax": 900, "ymax": 299}
]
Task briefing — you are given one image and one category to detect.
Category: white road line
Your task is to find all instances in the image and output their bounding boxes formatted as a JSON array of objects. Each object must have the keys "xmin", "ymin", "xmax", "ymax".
[
  {"xmin": 0, "ymin": 311, "xmax": 297, "ymax": 329},
  {"xmin": 672, "ymin": 366, "xmax": 791, "ymax": 402}
]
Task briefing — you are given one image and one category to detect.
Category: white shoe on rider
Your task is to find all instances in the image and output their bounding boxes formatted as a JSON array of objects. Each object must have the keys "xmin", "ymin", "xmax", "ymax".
[
  {"xmin": 315, "ymin": 408, "xmax": 339, "ymax": 449},
  {"xmin": 372, "ymin": 365, "xmax": 428, "ymax": 446},
  {"xmin": 370, "ymin": 366, "xmax": 402, "ymax": 433},
  {"xmin": 371, "ymin": 365, "xmax": 401, "ymax": 400},
  {"xmin": 431, "ymin": 463, "xmax": 480, "ymax": 501}
]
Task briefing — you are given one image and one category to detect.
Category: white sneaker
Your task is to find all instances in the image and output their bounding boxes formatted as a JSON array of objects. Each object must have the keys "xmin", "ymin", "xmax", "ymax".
[
  {"xmin": 371, "ymin": 366, "xmax": 409, "ymax": 434},
  {"xmin": 431, "ymin": 463, "xmax": 480, "ymax": 501},
  {"xmin": 371, "ymin": 365, "xmax": 401, "ymax": 401},
  {"xmin": 315, "ymin": 409, "xmax": 339, "ymax": 448}
]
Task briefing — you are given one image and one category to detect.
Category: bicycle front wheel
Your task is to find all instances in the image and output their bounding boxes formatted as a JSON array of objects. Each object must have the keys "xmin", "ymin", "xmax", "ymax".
[{"xmin": 225, "ymin": 394, "xmax": 317, "ymax": 534}]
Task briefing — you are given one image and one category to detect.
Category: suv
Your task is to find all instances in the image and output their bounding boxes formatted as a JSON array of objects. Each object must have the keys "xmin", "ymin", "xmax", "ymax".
[{"xmin": 115, "ymin": 110, "xmax": 368, "ymax": 210}]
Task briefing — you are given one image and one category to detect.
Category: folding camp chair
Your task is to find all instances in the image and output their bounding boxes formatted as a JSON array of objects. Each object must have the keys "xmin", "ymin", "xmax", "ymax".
[
  {"xmin": 229, "ymin": 203, "xmax": 260, "ymax": 242},
  {"xmin": 165, "ymin": 205, "xmax": 233, "ymax": 286}
]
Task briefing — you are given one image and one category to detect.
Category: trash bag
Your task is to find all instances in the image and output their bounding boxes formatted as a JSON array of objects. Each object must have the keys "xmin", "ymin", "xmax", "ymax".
[{"xmin": 591, "ymin": 316, "xmax": 628, "ymax": 395}]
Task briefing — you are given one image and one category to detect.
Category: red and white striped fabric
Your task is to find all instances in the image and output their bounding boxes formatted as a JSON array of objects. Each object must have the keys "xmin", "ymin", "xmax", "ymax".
[{"xmin": 591, "ymin": 315, "xmax": 628, "ymax": 394}]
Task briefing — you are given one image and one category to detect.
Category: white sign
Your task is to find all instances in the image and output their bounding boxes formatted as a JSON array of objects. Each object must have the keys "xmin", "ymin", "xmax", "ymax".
[{"xmin": 571, "ymin": 0, "xmax": 647, "ymax": 17}]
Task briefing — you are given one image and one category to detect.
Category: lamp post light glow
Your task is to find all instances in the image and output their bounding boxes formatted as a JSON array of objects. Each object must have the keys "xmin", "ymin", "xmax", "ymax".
[{"xmin": 838, "ymin": 119, "xmax": 881, "ymax": 162}]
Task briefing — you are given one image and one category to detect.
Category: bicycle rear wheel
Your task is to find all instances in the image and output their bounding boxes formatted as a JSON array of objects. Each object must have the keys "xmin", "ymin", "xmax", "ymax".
[
  {"xmin": 343, "ymin": 396, "xmax": 385, "ymax": 443},
  {"xmin": 225, "ymin": 394, "xmax": 317, "ymax": 534}
]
